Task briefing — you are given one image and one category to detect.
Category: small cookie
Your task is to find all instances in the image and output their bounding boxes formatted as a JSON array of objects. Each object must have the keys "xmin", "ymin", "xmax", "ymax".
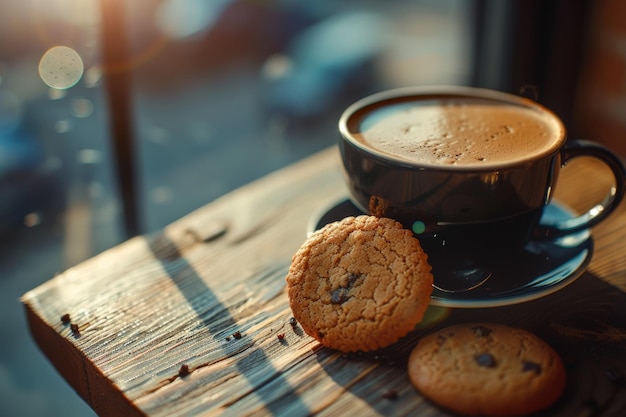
[
  {"xmin": 408, "ymin": 322, "xmax": 566, "ymax": 416},
  {"xmin": 286, "ymin": 215, "xmax": 433, "ymax": 352}
]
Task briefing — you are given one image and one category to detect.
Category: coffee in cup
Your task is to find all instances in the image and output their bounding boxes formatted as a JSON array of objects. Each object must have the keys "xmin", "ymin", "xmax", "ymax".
[
  {"xmin": 349, "ymin": 96, "xmax": 561, "ymax": 167},
  {"xmin": 339, "ymin": 86, "xmax": 625, "ymax": 248}
]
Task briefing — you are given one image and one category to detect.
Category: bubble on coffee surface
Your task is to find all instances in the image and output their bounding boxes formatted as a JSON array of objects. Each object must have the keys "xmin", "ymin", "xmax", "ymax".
[{"xmin": 352, "ymin": 98, "xmax": 562, "ymax": 166}]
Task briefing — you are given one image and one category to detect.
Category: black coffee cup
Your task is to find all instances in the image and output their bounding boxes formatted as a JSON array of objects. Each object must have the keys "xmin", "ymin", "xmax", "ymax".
[{"xmin": 338, "ymin": 86, "xmax": 625, "ymax": 250}]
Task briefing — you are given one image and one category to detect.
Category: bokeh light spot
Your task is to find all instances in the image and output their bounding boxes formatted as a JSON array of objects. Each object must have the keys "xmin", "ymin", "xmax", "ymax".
[
  {"xmin": 156, "ymin": 0, "xmax": 225, "ymax": 39},
  {"xmin": 261, "ymin": 54, "xmax": 293, "ymax": 80},
  {"xmin": 70, "ymin": 97, "xmax": 94, "ymax": 118},
  {"xmin": 24, "ymin": 212, "xmax": 42, "ymax": 228},
  {"xmin": 38, "ymin": 46, "xmax": 84, "ymax": 89},
  {"xmin": 151, "ymin": 186, "xmax": 173, "ymax": 204},
  {"xmin": 77, "ymin": 149, "xmax": 101, "ymax": 164},
  {"xmin": 147, "ymin": 126, "xmax": 169, "ymax": 145},
  {"xmin": 55, "ymin": 120, "xmax": 72, "ymax": 133},
  {"xmin": 412, "ymin": 220, "xmax": 426, "ymax": 234},
  {"xmin": 84, "ymin": 66, "xmax": 102, "ymax": 88}
]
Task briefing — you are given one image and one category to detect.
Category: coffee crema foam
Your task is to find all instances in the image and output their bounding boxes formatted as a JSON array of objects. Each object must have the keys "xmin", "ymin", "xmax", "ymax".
[{"xmin": 349, "ymin": 98, "xmax": 563, "ymax": 166}]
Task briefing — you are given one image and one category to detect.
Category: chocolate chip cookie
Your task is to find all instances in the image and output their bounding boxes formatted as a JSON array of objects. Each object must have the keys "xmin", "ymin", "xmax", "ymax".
[
  {"xmin": 408, "ymin": 322, "xmax": 566, "ymax": 416},
  {"xmin": 286, "ymin": 215, "xmax": 433, "ymax": 352}
]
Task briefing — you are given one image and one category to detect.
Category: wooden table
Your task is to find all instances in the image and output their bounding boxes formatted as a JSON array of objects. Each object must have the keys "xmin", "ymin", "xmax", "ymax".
[{"xmin": 21, "ymin": 147, "xmax": 626, "ymax": 416}]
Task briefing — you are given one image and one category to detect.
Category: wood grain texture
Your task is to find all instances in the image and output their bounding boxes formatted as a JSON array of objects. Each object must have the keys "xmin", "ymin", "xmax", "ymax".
[{"xmin": 22, "ymin": 147, "xmax": 626, "ymax": 416}]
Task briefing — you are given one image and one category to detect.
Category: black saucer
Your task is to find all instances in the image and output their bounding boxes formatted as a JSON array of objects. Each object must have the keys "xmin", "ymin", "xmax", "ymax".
[{"xmin": 308, "ymin": 198, "xmax": 593, "ymax": 308}]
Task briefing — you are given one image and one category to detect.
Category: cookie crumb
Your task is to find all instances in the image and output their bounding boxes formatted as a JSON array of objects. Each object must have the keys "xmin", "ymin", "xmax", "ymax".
[
  {"xmin": 70, "ymin": 323, "xmax": 80, "ymax": 336},
  {"xmin": 277, "ymin": 333, "xmax": 285, "ymax": 341},
  {"xmin": 232, "ymin": 331, "xmax": 242, "ymax": 339},
  {"xmin": 61, "ymin": 313, "xmax": 71, "ymax": 325},
  {"xmin": 178, "ymin": 364, "xmax": 190, "ymax": 378}
]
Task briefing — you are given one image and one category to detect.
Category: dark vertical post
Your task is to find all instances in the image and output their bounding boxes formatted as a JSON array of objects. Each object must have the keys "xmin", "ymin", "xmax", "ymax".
[
  {"xmin": 470, "ymin": 0, "xmax": 594, "ymax": 133},
  {"xmin": 99, "ymin": 0, "xmax": 140, "ymax": 237}
]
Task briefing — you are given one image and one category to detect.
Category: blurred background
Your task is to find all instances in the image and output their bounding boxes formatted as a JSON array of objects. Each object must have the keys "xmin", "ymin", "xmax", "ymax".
[{"xmin": 0, "ymin": 0, "xmax": 623, "ymax": 415}]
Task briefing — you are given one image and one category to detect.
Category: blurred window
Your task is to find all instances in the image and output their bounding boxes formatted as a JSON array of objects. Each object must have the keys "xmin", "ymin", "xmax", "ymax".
[{"xmin": 1, "ymin": 1, "xmax": 471, "ymax": 416}]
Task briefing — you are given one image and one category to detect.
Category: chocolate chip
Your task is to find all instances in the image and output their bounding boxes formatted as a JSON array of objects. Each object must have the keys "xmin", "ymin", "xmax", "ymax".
[
  {"xmin": 330, "ymin": 288, "xmax": 349, "ymax": 304},
  {"xmin": 347, "ymin": 273, "xmax": 361, "ymax": 286},
  {"xmin": 474, "ymin": 353, "xmax": 496, "ymax": 368},
  {"xmin": 225, "ymin": 336, "xmax": 231, "ymax": 341},
  {"xmin": 288, "ymin": 317, "xmax": 297, "ymax": 327},
  {"xmin": 232, "ymin": 331, "xmax": 242, "ymax": 339},
  {"xmin": 522, "ymin": 360, "xmax": 542, "ymax": 374},
  {"xmin": 61, "ymin": 313, "xmax": 71, "ymax": 325},
  {"xmin": 471, "ymin": 325, "xmax": 492, "ymax": 337},
  {"xmin": 70, "ymin": 323, "xmax": 80, "ymax": 336},
  {"xmin": 178, "ymin": 364, "xmax": 190, "ymax": 378}
]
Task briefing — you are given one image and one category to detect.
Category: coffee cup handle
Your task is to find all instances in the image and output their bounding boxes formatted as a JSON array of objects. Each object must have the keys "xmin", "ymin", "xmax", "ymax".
[{"xmin": 533, "ymin": 139, "xmax": 626, "ymax": 240}]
